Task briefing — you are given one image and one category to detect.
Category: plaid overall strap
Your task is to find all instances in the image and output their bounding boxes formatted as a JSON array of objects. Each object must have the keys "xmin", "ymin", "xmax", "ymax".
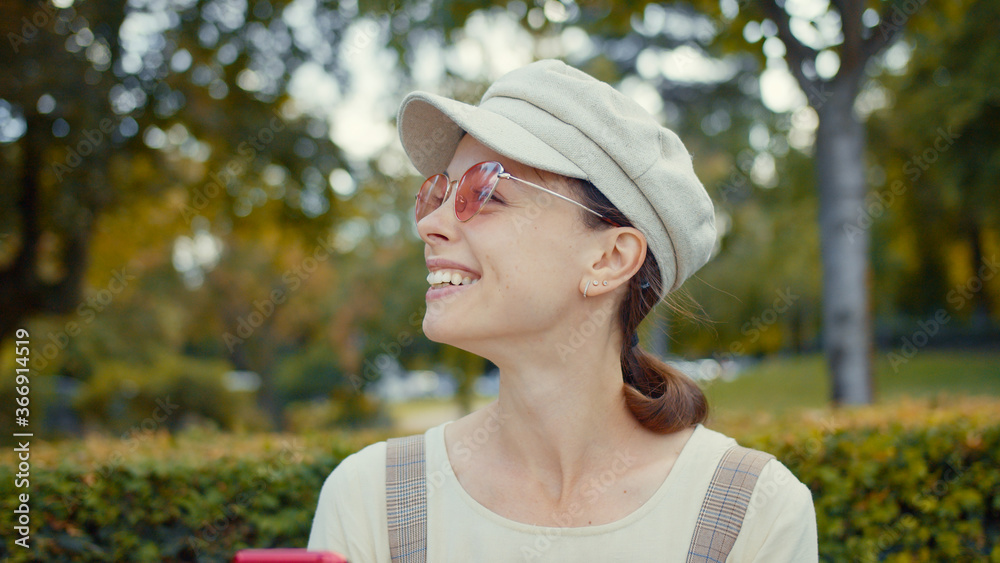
[
  {"xmin": 686, "ymin": 445, "xmax": 775, "ymax": 563},
  {"xmin": 386, "ymin": 435, "xmax": 428, "ymax": 563}
]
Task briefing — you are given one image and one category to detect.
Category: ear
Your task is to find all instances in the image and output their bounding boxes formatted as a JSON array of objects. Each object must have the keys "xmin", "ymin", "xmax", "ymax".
[{"xmin": 579, "ymin": 227, "xmax": 646, "ymax": 298}]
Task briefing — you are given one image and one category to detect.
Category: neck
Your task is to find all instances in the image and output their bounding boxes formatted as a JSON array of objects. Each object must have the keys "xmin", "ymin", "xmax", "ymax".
[{"xmin": 477, "ymin": 315, "xmax": 645, "ymax": 495}]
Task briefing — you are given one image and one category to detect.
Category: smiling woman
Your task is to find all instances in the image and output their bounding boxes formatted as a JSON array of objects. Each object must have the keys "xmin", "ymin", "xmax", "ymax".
[{"xmin": 308, "ymin": 60, "xmax": 817, "ymax": 562}]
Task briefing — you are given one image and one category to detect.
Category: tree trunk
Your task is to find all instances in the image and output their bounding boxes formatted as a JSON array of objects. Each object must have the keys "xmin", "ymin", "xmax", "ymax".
[
  {"xmin": 968, "ymin": 219, "xmax": 992, "ymax": 331},
  {"xmin": 815, "ymin": 73, "xmax": 874, "ymax": 405}
]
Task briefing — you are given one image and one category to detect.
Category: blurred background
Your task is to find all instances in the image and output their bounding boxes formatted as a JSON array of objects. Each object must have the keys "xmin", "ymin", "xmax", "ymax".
[
  {"xmin": 2, "ymin": 0, "xmax": 1000, "ymax": 560},
  {"xmin": 1, "ymin": 0, "xmax": 998, "ymax": 438}
]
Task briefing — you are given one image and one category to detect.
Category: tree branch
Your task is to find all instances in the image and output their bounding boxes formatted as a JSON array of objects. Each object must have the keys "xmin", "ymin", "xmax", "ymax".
[
  {"xmin": 837, "ymin": 0, "xmax": 866, "ymax": 75},
  {"xmin": 38, "ymin": 229, "xmax": 91, "ymax": 314},
  {"xmin": 863, "ymin": 0, "xmax": 908, "ymax": 59},
  {"xmin": 759, "ymin": 0, "xmax": 819, "ymax": 95}
]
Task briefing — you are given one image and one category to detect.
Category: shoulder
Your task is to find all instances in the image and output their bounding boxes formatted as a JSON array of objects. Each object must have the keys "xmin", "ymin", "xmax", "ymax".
[
  {"xmin": 308, "ymin": 441, "xmax": 389, "ymax": 555},
  {"xmin": 688, "ymin": 426, "xmax": 808, "ymax": 499},
  {"xmin": 692, "ymin": 426, "xmax": 813, "ymax": 517},
  {"xmin": 323, "ymin": 440, "xmax": 388, "ymax": 490},
  {"xmin": 748, "ymin": 456, "xmax": 814, "ymax": 512},
  {"xmin": 314, "ymin": 439, "xmax": 389, "ymax": 512},
  {"xmin": 688, "ymin": 424, "xmax": 739, "ymax": 453},
  {"xmin": 723, "ymin": 444, "xmax": 818, "ymax": 562},
  {"xmin": 680, "ymin": 424, "xmax": 740, "ymax": 472}
]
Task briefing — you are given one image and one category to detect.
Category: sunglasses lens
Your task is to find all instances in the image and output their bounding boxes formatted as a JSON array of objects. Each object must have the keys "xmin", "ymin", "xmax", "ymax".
[
  {"xmin": 416, "ymin": 174, "xmax": 449, "ymax": 221},
  {"xmin": 455, "ymin": 162, "xmax": 502, "ymax": 221}
]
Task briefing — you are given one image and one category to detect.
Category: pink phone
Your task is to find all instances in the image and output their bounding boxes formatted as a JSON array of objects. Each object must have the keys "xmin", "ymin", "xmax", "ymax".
[{"xmin": 232, "ymin": 549, "xmax": 348, "ymax": 562}]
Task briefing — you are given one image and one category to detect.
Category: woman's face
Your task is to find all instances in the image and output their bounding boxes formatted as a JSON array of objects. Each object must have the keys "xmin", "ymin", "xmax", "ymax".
[{"xmin": 417, "ymin": 135, "xmax": 600, "ymax": 356}]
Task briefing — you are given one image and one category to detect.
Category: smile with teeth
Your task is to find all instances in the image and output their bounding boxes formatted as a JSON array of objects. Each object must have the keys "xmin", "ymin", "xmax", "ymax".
[{"xmin": 426, "ymin": 269, "xmax": 479, "ymax": 288}]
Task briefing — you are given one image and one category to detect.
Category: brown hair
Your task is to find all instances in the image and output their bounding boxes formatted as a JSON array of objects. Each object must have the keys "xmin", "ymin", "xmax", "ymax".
[{"xmin": 574, "ymin": 179, "xmax": 709, "ymax": 434}]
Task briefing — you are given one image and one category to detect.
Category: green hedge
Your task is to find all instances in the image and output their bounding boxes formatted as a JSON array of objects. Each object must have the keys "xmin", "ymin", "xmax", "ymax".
[
  {"xmin": 1, "ymin": 402, "xmax": 998, "ymax": 562},
  {"xmin": 740, "ymin": 421, "xmax": 1000, "ymax": 562},
  {"xmin": 0, "ymin": 439, "xmax": 354, "ymax": 562}
]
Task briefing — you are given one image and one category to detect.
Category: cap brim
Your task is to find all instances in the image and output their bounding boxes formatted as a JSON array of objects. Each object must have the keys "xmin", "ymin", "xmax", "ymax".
[{"xmin": 397, "ymin": 91, "xmax": 585, "ymax": 179}]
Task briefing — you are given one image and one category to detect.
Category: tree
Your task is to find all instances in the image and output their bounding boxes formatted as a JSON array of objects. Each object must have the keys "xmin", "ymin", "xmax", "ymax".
[
  {"xmin": 869, "ymin": 0, "xmax": 1000, "ymax": 333},
  {"xmin": 680, "ymin": 0, "xmax": 970, "ymax": 404},
  {"xmin": 0, "ymin": 0, "xmax": 347, "ymax": 346}
]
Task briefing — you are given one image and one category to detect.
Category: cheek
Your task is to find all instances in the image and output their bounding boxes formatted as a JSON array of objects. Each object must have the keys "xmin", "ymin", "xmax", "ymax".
[
  {"xmin": 504, "ymin": 236, "xmax": 580, "ymax": 292},
  {"xmin": 481, "ymin": 208, "xmax": 587, "ymax": 288}
]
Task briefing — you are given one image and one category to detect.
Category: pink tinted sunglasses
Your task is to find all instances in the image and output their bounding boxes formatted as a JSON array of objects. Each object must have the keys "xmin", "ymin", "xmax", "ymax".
[{"xmin": 415, "ymin": 161, "xmax": 618, "ymax": 226}]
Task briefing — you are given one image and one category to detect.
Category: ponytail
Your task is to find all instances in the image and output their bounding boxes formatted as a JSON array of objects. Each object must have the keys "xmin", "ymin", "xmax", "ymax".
[
  {"xmin": 622, "ymin": 346, "xmax": 708, "ymax": 433},
  {"xmin": 619, "ymin": 257, "xmax": 708, "ymax": 433},
  {"xmin": 576, "ymin": 179, "xmax": 709, "ymax": 434}
]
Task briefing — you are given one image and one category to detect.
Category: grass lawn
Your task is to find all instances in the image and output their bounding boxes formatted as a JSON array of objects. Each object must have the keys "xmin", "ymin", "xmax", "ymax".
[
  {"xmin": 703, "ymin": 349, "xmax": 1000, "ymax": 415},
  {"xmin": 384, "ymin": 350, "xmax": 998, "ymax": 433}
]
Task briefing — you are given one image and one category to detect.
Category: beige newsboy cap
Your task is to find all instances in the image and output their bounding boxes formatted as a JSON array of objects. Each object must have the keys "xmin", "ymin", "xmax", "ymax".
[{"xmin": 397, "ymin": 59, "xmax": 716, "ymax": 294}]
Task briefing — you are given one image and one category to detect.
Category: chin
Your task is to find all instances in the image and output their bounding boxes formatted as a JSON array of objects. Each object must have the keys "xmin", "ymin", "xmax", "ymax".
[
  {"xmin": 421, "ymin": 315, "xmax": 454, "ymax": 344},
  {"xmin": 422, "ymin": 316, "xmax": 485, "ymax": 354}
]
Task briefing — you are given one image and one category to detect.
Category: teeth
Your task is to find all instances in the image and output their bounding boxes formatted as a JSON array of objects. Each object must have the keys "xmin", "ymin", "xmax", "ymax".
[{"xmin": 426, "ymin": 270, "xmax": 479, "ymax": 287}]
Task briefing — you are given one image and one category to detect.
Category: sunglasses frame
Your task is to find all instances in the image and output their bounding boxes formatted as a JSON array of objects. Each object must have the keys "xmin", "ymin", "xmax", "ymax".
[{"xmin": 415, "ymin": 161, "xmax": 620, "ymax": 227}]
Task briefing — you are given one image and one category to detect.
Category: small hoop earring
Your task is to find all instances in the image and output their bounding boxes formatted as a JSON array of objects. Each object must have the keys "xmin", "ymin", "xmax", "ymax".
[{"xmin": 583, "ymin": 281, "xmax": 591, "ymax": 298}]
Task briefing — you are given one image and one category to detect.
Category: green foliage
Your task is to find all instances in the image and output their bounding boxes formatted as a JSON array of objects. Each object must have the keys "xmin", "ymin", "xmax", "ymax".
[
  {"xmin": 732, "ymin": 405, "xmax": 1000, "ymax": 562},
  {"xmin": 2, "ymin": 0, "xmax": 996, "ymax": 449},
  {"xmin": 272, "ymin": 343, "xmax": 347, "ymax": 404},
  {"xmin": 74, "ymin": 348, "xmax": 244, "ymax": 433},
  {"xmin": 0, "ymin": 441, "xmax": 350, "ymax": 561},
  {"xmin": 869, "ymin": 0, "xmax": 1000, "ymax": 323},
  {"xmin": 1, "ymin": 400, "xmax": 998, "ymax": 561},
  {"xmin": 0, "ymin": 341, "xmax": 250, "ymax": 445}
]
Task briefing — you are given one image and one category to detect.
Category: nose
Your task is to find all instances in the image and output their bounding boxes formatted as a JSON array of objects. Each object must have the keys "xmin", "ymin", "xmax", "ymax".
[{"xmin": 417, "ymin": 180, "xmax": 460, "ymax": 245}]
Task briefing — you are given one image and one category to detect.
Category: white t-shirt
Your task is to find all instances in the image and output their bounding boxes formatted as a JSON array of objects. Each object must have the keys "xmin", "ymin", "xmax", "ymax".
[{"xmin": 308, "ymin": 423, "xmax": 818, "ymax": 562}]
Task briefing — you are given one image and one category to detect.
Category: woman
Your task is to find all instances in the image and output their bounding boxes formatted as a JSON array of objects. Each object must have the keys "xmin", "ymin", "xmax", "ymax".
[{"xmin": 309, "ymin": 59, "xmax": 817, "ymax": 562}]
